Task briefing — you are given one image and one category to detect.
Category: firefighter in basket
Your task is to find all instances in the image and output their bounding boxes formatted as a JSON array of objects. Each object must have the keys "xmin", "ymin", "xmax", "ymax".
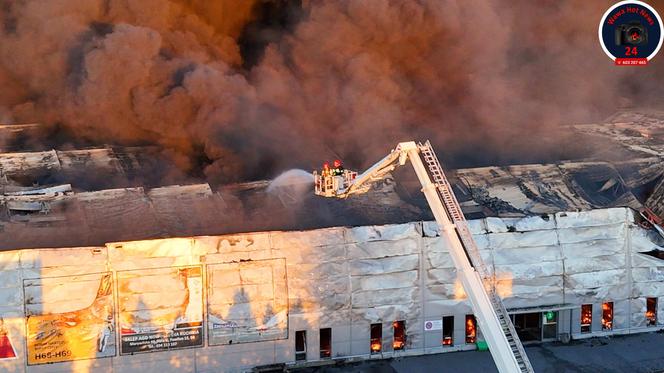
[
  {"xmin": 331, "ymin": 159, "xmax": 345, "ymax": 176},
  {"xmin": 321, "ymin": 162, "xmax": 331, "ymax": 177},
  {"xmin": 314, "ymin": 159, "xmax": 359, "ymax": 197}
]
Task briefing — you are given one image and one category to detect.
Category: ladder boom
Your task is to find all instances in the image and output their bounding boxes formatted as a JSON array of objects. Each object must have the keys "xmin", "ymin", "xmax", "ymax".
[
  {"xmin": 417, "ymin": 141, "xmax": 534, "ymax": 373},
  {"xmin": 341, "ymin": 149, "xmax": 402, "ymax": 198},
  {"xmin": 316, "ymin": 141, "xmax": 534, "ymax": 373}
]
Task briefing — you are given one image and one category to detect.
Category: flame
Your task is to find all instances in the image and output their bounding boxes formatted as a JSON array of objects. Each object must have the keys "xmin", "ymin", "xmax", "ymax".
[
  {"xmin": 581, "ymin": 305, "xmax": 592, "ymax": 327},
  {"xmin": 601, "ymin": 317, "xmax": 612, "ymax": 330},
  {"xmin": 646, "ymin": 310, "xmax": 656, "ymax": 324},
  {"xmin": 465, "ymin": 317, "xmax": 476, "ymax": 343},
  {"xmin": 392, "ymin": 321, "xmax": 405, "ymax": 350},
  {"xmin": 602, "ymin": 302, "xmax": 613, "ymax": 330},
  {"xmin": 370, "ymin": 341, "xmax": 381, "ymax": 353}
]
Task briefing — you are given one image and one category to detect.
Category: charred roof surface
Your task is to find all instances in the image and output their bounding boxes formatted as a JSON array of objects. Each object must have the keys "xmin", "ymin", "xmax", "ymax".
[{"xmin": 0, "ymin": 110, "xmax": 662, "ymax": 250}]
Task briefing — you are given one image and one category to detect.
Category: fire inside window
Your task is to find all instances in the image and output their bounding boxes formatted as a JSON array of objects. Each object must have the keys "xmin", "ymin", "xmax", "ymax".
[
  {"xmin": 581, "ymin": 304, "xmax": 592, "ymax": 333},
  {"xmin": 319, "ymin": 328, "xmax": 331, "ymax": 358},
  {"xmin": 602, "ymin": 302, "xmax": 614, "ymax": 330},
  {"xmin": 295, "ymin": 330, "xmax": 307, "ymax": 361},
  {"xmin": 393, "ymin": 321, "xmax": 405, "ymax": 350},
  {"xmin": 647, "ymin": 297, "xmax": 658, "ymax": 326},
  {"xmin": 465, "ymin": 315, "xmax": 477, "ymax": 344},
  {"xmin": 370, "ymin": 323, "xmax": 382, "ymax": 354},
  {"xmin": 442, "ymin": 316, "xmax": 454, "ymax": 346}
]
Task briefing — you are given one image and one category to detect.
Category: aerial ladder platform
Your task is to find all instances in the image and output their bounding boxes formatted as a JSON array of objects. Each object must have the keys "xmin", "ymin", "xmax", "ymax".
[{"xmin": 314, "ymin": 141, "xmax": 534, "ymax": 373}]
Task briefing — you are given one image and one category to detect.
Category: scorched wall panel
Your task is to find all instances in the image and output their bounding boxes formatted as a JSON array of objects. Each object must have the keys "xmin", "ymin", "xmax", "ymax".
[
  {"xmin": 206, "ymin": 259, "xmax": 288, "ymax": 345},
  {"xmin": 0, "ymin": 208, "xmax": 659, "ymax": 372}
]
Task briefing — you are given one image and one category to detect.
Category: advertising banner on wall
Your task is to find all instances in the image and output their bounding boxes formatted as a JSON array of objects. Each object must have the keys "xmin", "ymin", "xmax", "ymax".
[
  {"xmin": 207, "ymin": 258, "xmax": 288, "ymax": 346},
  {"xmin": 0, "ymin": 317, "xmax": 17, "ymax": 360},
  {"xmin": 117, "ymin": 266, "xmax": 203, "ymax": 355},
  {"xmin": 24, "ymin": 272, "xmax": 115, "ymax": 365}
]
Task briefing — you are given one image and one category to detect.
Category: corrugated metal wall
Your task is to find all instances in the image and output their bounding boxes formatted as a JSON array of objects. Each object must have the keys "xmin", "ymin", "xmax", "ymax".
[{"xmin": 0, "ymin": 207, "xmax": 661, "ymax": 372}]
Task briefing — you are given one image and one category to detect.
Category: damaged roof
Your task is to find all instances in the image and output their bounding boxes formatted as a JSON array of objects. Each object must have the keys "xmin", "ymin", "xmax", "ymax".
[
  {"xmin": 573, "ymin": 110, "xmax": 664, "ymax": 158},
  {"xmin": 0, "ymin": 110, "xmax": 662, "ymax": 250},
  {"xmin": 0, "ymin": 184, "xmax": 231, "ymax": 250}
]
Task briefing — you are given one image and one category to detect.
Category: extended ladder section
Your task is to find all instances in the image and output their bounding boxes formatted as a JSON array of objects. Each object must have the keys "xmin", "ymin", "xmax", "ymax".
[
  {"xmin": 314, "ymin": 140, "xmax": 534, "ymax": 372},
  {"xmin": 418, "ymin": 141, "xmax": 534, "ymax": 373}
]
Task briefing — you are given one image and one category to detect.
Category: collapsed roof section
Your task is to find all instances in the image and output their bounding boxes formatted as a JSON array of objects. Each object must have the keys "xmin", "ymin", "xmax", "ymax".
[
  {"xmin": 0, "ymin": 159, "xmax": 658, "ymax": 250},
  {"xmin": 0, "ymin": 110, "xmax": 662, "ymax": 250},
  {"xmin": 0, "ymin": 147, "xmax": 153, "ymax": 187},
  {"xmin": 454, "ymin": 161, "xmax": 647, "ymax": 218},
  {"xmin": 572, "ymin": 110, "xmax": 664, "ymax": 216},
  {"xmin": 574, "ymin": 110, "xmax": 664, "ymax": 158},
  {"xmin": 647, "ymin": 178, "xmax": 664, "ymax": 218},
  {"xmin": 0, "ymin": 145, "xmax": 189, "ymax": 191}
]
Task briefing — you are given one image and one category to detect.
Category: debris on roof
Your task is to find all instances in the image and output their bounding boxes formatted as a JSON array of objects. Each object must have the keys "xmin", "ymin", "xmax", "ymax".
[
  {"xmin": 647, "ymin": 177, "xmax": 664, "ymax": 218},
  {"xmin": 573, "ymin": 110, "xmax": 664, "ymax": 158},
  {"xmin": 0, "ymin": 110, "xmax": 662, "ymax": 250},
  {"xmin": 0, "ymin": 123, "xmax": 43, "ymax": 152},
  {"xmin": 0, "ymin": 184, "xmax": 230, "ymax": 250}
]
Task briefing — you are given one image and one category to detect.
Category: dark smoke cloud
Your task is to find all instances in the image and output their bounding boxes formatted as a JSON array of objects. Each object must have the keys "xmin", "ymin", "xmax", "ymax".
[{"xmin": 0, "ymin": 0, "xmax": 662, "ymax": 185}]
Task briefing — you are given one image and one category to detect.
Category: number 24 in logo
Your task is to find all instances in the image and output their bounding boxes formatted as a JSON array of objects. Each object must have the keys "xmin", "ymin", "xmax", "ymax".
[{"xmin": 625, "ymin": 46, "xmax": 638, "ymax": 55}]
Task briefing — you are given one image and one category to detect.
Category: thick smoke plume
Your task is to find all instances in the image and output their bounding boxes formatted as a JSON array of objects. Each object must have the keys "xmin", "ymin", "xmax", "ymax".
[{"xmin": 0, "ymin": 0, "xmax": 662, "ymax": 184}]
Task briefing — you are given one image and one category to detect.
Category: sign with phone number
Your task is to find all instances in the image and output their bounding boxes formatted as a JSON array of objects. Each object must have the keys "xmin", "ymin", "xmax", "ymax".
[
  {"xmin": 121, "ymin": 327, "xmax": 203, "ymax": 355},
  {"xmin": 598, "ymin": 1, "xmax": 664, "ymax": 65}
]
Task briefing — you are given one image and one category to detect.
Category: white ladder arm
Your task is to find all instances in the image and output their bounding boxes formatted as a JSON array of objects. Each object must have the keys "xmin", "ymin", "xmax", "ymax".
[{"xmin": 405, "ymin": 143, "xmax": 532, "ymax": 373}]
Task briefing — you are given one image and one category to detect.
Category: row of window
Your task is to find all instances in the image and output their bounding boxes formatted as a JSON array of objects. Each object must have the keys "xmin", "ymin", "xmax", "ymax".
[
  {"xmin": 294, "ymin": 316, "xmax": 479, "ymax": 360},
  {"xmin": 582, "ymin": 297, "xmax": 658, "ymax": 333},
  {"xmin": 294, "ymin": 298, "xmax": 661, "ymax": 360},
  {"xmin": 295, "ymin": 328, "xmax": 331, "ymax": 361},
  {"xmin": 370, "ymin": 321, "xmax": 407, "ymax": 353},
  {"xmin": 295, "ymin": 298, "xmax": 660, "ymax": 360}
]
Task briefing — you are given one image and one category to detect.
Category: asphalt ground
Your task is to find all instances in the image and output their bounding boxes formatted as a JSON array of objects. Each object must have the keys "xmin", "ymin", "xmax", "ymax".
[{"xmin": 292, "ymin": 331, "xmax": 664, "ymax": 373}]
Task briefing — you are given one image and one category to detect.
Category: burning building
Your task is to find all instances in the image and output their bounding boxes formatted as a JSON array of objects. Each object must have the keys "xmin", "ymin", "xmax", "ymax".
[
  {"xmin": 0, "ymin": 0, "xmax": 662, "ymax": 371},
  {"xmin": 0, "ymin": 110, "xmax": 661, "ymax": 372}
]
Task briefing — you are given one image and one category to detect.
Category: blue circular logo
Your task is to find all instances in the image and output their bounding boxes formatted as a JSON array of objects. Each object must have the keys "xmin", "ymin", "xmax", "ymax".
[{"xmin": 599, "ymin": 1, "xmax": 664, "ymax": 64}]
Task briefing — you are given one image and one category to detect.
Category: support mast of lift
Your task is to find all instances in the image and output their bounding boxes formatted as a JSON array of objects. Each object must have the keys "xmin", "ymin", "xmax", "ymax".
[{"xmin": 313, "ymin": 141, "xmax": 534, "ymax": 373}]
